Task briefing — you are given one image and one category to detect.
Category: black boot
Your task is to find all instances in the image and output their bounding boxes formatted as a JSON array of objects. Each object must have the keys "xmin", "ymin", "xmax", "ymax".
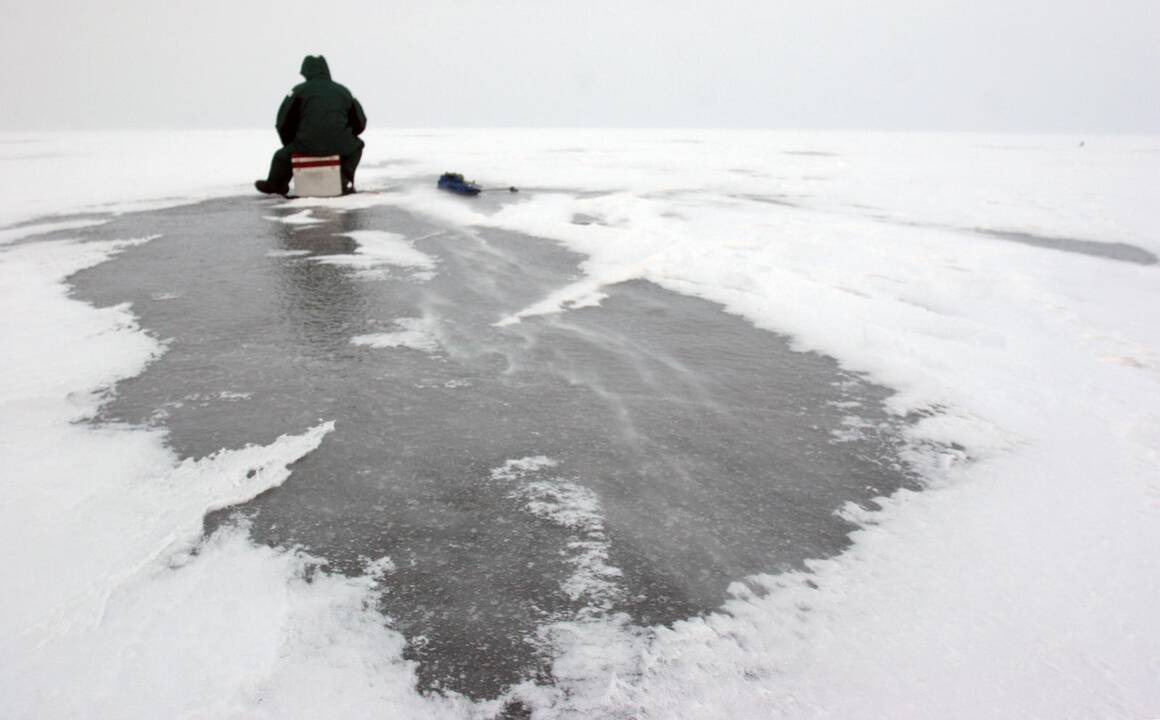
[{"xmin": 255, "ymin": 179, "xmax": 289, "ymax": 196}]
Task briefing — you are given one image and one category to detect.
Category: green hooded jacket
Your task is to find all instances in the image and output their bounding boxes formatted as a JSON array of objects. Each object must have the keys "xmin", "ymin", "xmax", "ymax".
[{"xmin": 275, "ymin": 55, "xmax": 367, "ymax": 156}]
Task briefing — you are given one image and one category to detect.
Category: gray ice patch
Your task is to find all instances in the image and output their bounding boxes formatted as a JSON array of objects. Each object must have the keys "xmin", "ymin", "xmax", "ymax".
[{"xmin": 972, "ymin": 227, "xmax": 1157, "ymax": 265}]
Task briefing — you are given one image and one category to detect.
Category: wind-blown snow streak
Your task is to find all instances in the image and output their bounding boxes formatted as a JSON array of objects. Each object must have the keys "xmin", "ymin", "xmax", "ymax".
[
  {"xmin": 264, "ymin": 209, "xmax": 326, "ymax": 226},
  {"xmin": 0, "ymin": 218, "xmax": 110, "ymax": 245},
  {"xmin": 312, "ymin": 229, "xmax": 438, "ymax": 281},
  {"xmin": 352, "ymin": 316, "xmax": 443, "ymax": 353},
  {"xmin": 488, "ymin": 457, "xmax": 646, "ymax": 717},
  {"xmin": 489, "ymin": 456, "xmax": 625, "ymax": 612}
]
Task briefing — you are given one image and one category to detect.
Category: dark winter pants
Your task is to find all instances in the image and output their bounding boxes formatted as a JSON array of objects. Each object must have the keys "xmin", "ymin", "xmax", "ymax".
[{"xmin": 265, "ymin": 144, "xmax": 363, "ymax": 193}]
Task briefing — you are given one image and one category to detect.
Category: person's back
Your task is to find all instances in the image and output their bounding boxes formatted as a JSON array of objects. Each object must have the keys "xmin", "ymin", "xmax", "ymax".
[{"xmin": 256, "ymin": 55, "xmax": 367, "ymax": 196}]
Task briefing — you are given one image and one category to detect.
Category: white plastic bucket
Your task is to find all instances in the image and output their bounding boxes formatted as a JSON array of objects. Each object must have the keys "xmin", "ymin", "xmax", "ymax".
[{"xmin": 291, "ymin": 155, "xmax": 342, "ymax": 197}]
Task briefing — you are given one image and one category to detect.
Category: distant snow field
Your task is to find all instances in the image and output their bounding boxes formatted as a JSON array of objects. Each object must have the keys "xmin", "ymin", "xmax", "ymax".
[{"xmin": 1, "ymin": 129, "xmax": 1158, "ymax": 718}]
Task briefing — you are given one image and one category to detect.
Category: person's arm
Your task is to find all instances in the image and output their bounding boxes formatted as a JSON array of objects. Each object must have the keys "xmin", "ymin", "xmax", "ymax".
[
  {"xmin": 348, "ymin": 98, "xmax": 367, "ymax": 137},
  {"xmin": 276, "ymin": 92, "xmax": 301, "ymax": 146}
]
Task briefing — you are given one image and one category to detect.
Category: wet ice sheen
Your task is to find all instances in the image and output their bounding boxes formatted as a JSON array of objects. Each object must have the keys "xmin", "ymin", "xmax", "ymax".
[{"xmin": 71, "ymin": 197, "xmax": 916, "ymax": 700}]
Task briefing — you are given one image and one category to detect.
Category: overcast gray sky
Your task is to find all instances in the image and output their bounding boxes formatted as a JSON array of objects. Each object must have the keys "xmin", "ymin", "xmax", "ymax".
[{"xmin": 1, "ymin": 0, "xmax": 1157, "ymax": 132}]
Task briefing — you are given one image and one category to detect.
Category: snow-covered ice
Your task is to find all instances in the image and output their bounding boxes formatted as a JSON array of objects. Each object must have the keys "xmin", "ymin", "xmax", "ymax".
[{"xmin": 1, "ymin": 128, "xmax": 1158, "ymax": 718}]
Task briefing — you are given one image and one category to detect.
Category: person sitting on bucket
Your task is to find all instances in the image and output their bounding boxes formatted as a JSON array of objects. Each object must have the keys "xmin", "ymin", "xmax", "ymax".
[{"xmin": 255, "ymin": 55, "xmax": 367, "ymax": 196}]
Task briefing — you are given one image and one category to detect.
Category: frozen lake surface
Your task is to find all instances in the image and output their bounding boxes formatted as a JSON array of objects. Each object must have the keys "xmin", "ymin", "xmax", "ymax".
[
  {"xmin": 72, "ymin": 195, "xmax": 916, "ymax": 699},
  {"xmin": 3, "ymin": 129, "xmax": 1157, "ymax": 718}
]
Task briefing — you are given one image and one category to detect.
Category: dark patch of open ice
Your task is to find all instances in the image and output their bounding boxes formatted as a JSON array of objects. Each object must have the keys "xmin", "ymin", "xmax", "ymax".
[{"xmin": 69, "ymin": 196, "xmax": 919, "ymax": 700}]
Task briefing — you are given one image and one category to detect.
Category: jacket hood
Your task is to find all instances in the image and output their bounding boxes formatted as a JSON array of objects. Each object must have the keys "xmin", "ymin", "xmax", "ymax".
[{"xmin": 300, "ymin": 55, "xmax": 331, "ymax": 81}]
